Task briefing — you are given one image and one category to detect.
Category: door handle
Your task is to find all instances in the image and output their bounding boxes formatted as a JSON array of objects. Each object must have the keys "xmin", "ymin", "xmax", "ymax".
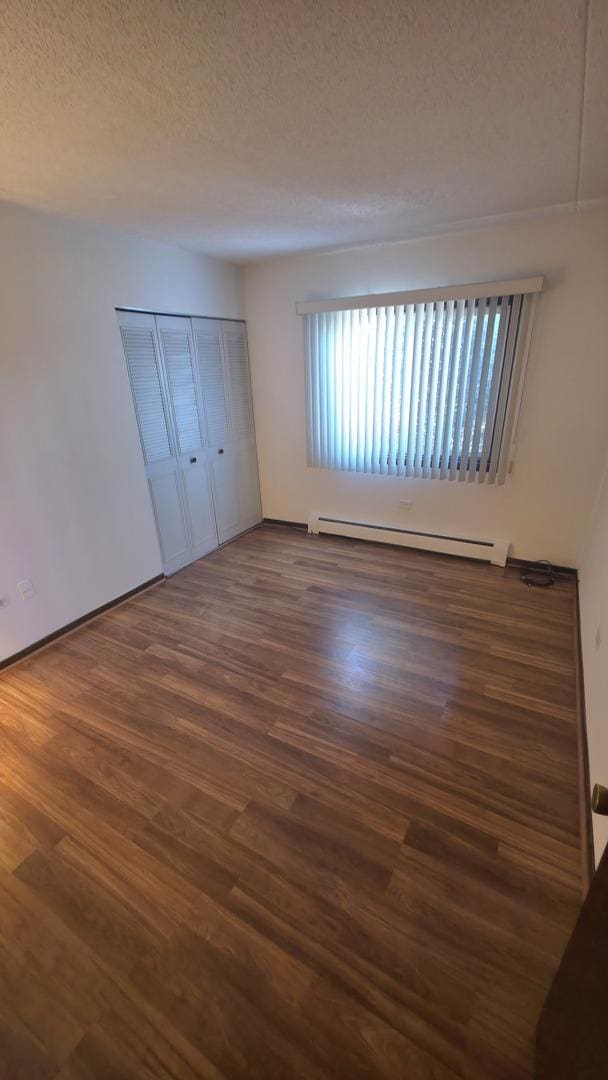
[
  {"xmin": 592, "ymin": 784, "xmax": 608, "ymax": 815},
  {"xmin": 190, "ymin": 457, "xmax": 197, "ymax": 464},
  {"xmin": 218, "ymin": 448, "xmax": 224, "ymax": 455}
]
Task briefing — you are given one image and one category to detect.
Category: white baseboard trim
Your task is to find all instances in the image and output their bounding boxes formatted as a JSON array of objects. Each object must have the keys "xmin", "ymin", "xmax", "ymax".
[{"xmin": 308, "ymin": 513, "xmax": 509, "ymax": 567}]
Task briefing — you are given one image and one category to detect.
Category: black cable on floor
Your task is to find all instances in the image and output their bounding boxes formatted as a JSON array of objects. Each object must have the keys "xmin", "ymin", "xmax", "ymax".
[{"xmin": 521, "ymin": 560, "xmax": 555, "ymax": 587}]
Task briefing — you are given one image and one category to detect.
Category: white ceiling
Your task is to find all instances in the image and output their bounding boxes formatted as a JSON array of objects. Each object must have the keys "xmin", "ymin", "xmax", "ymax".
[{"xmin": 1, "ymin": 0, "xmax": 606, "ymax": 262}]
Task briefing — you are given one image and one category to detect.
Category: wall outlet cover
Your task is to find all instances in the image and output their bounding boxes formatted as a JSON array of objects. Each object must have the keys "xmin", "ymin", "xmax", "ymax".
[{"xmin": 17, "ymin": 579, "xmax": 35, "ymax": 600}]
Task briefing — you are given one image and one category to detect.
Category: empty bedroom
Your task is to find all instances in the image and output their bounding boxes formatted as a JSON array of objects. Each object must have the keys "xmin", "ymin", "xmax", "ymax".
[{"xmin": 1, "ymin": 2, "xmax": 608, "ymax": 1078}]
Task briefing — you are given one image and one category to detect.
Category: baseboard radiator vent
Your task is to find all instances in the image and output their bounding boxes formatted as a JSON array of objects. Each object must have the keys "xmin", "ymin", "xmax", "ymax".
[{"xmin": 308, "ymin": 514, "xmax": 509, "ymax": 567}]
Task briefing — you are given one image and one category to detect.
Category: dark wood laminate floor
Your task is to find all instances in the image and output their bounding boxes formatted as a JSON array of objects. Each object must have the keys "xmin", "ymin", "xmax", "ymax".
[{"xmin": 0, "ymin": 525, "xmax": 582, "ymax": 1079}]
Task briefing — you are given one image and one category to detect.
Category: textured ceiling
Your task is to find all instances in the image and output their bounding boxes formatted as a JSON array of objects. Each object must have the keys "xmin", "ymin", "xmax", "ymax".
[{"xmin": 0, "ymin": 0, "xmax": 606, "ymax": 261}]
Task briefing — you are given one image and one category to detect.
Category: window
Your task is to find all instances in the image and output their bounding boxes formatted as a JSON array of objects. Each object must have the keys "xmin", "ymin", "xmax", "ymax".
[{"xmin": 300, "ymin": 278, "xmax": 541, "ymax": 484}]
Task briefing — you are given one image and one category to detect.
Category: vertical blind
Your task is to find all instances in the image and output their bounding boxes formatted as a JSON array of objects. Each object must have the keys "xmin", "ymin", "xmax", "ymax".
[{"xmin": 303, "ymin": 284, "xmax": 538, "ymax": 484}]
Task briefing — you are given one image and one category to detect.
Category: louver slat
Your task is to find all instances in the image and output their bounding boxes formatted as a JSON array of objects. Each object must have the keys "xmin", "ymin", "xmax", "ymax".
[
  {"xmin": 194, "ymin": 323, "xmax": 231, "ymax": 446},
  {"xmin": 223, "ymin": 322, "xmax": 254, "ymax": 439},
  {"xmin": 121, "ymin": 327, "xmax": 171, "ymax": 464},
  {"xmin": 160, "ymin": 327, "xmax": 203, "ymax": 455}
]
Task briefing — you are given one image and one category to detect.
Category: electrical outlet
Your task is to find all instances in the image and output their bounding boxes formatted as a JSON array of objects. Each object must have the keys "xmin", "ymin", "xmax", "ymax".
[
  {"xmin": 17, "ymin": 579, "xmax": 34, "ymax": 600},
  {"xmin": 399, "ymin": 499, "xmax": 413, "ymax": 510}
]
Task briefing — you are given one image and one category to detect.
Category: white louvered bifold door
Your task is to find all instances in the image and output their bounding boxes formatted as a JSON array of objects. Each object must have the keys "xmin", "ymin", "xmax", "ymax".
[
  {"xmin": 121, "ymin": 310, "xmax": 261, "ymax": 568},
  {"xmin": 155, "ymin": 315, "xmax": 219, "ymax": 563},
  {"xmin": 191, "ymin": 317, "xmax": 239, "ymax": 543},
  {"xmin": 223, "ymin": 321, "xmax": 255, "ymax": 440},
  {"xmin": 192, "ymin": 318, "xmax": 261, "ymax": 542},
  {"xmin": 194, "ymin": 319, "xmax": 231, "ymax": 447},
  {"xmin": 119, "ymin": 310, "xmax": 192, "ymax": 574},
  {"xmin": 120, "ymin": 321, "xmax": 171, "ymax": 465},
  {"xmin": 221, "ymin": 321, "xmax": 262, "ymax": 529},
  {"xmin": 158, "ymin": 321, "xmax": 204, "ymax": 456}
]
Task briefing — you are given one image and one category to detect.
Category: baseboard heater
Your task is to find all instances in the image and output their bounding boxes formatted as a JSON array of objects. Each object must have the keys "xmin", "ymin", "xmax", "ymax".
[{"xmin": 308, "ymin": 513, "xmax": 509, "ymax": 567}]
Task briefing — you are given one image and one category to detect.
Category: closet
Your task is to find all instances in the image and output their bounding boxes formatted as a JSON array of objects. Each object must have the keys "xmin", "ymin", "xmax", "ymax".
[{"xmin": 118, "ymin": 310, "xmax": 262, "ymax": 574}]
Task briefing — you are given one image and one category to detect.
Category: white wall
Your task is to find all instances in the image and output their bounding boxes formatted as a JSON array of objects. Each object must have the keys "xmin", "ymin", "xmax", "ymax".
[
  {"xmin": 579, "ymin": 450, "xmax": 608, "ymax": 863},
  {"xmin": 245, "ymin": 206, "xmax": 608, "ymax": 565},
  {"xmin": 0, "ymin": 201, "xmax": 244, "ymax": 662}
]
